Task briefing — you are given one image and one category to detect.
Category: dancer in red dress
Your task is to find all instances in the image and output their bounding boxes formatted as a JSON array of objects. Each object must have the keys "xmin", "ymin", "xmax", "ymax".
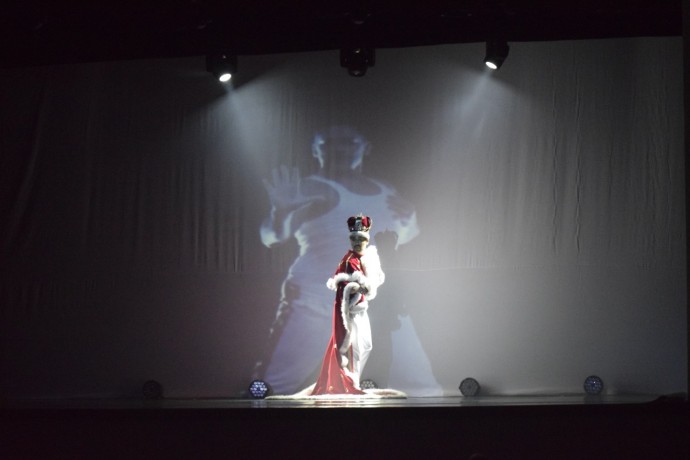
[{"xmin": 311, "ymin": 214, "xmax": 385, "ymax": 395}]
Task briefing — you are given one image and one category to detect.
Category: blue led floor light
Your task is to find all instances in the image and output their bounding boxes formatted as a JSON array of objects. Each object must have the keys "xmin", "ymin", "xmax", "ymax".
[
  {"xmin": 248, "ymin": 380, "xmax": 271, "ymax": 399},
  {"xmin": 583, "ymin": 375, "xmax": 604, "ymax": 395}
]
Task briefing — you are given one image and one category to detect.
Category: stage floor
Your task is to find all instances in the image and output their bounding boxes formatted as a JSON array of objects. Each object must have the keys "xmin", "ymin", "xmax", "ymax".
[
  {"xmin": 2, "ymin": 394, "xmax": 687, "ymax": 459},
  {"xmin": 3, "ymin": 393, "xmax": 661, "ymax": 410}
]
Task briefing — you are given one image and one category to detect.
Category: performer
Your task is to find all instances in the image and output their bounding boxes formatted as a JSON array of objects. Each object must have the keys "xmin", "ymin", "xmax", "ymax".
[{"xmin": 311, "ymin": 214, "xmax": 385, "ymax": 394}]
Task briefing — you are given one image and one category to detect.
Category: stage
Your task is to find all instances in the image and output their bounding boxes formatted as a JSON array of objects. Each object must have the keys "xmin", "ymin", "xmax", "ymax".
[
  {"xmin": 0, "ymin": 393, "xmax": 665, "ymax": 409},
  {"xmin": 2, "ymin": 395, "xmax": 687, "ymax": 459}
]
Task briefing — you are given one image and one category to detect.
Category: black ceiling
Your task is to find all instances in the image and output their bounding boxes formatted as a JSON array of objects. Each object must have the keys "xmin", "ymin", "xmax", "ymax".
[{"xmin": 0, "ymin": 1, "xmax": 683, "ymax": 68}]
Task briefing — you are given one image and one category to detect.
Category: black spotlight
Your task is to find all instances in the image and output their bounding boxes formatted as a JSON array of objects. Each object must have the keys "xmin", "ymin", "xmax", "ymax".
[
  {"xmin": 142, "ymin": 380, "xmax": 163, "ymax": 399},
  {"xmin": 583, "ymin": 375, "xmax": 604, "ymax": 395},
  {"xmin": 206, "ymin": 53, "xmax": 237, "ymax": 82},
  {"xmin": 459, "ymin": 378, "xmax": 480, "ymax": 396},
  {"xmin": 360, "ymin": 379, "xmax": 378, "ymax": 390},
  {"xmin": 340, "ymin": 47, "xmax": 375, "ymax": 77},
  {"xmin": 484, "ymin": 40, "xmax": 509, "ymax": 70},
  {"xmin": 248, "ymin": 379, "xmax": 271, "ymax": 399}
]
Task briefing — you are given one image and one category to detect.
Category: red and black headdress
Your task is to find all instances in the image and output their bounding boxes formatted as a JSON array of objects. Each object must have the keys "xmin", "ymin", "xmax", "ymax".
[{"xmin": 347, "ymin": 214, "xmax": 372, "ymax": 240}]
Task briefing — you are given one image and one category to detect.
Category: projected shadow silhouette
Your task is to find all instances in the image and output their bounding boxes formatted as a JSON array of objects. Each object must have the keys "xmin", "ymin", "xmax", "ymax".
[{"xmin": 252, "ymin": 125, "xmax": 441, "ymax": 395}]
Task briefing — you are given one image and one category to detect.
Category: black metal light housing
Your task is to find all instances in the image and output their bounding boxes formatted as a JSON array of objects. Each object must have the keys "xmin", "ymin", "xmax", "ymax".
[
  {"xmin": 484, "ymin": 40, "xmax": 510, "ymax": 70},
  {"xmin": 206, "ymin": 53, "xmax": 238, "ymax": 82},
  {"xmin": 142, "ymin": 380, "xmax": 164, "ymax": 399},
  {"xmin": 459, "ymin": 377, "xmax": 480, "ymax": 396},
  {"xmin": 340, "ymin": 47, "xmax": 375, "ymax": 77}
]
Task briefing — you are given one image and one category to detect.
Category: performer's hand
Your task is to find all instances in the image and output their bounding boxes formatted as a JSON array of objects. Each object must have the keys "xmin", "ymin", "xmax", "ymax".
[
  {"xmin": 262, "ymin": 165, "xmax": 323, "ymax": 212},
  {"xmin": 386, "ymin": 195, "xmax": 415, "ymax": 223},
  {"xmin": 348, "ymin": 283, "xmax": 367, "ymax": 296},
  {"xmin": 374, "ymin": 230, "xmax": 398, "ymax": 258}
]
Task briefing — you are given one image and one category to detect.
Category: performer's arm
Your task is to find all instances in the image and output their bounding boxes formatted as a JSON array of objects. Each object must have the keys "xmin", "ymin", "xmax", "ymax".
[
  {"xmin": 386, "ymin": 194, "xmax": 419, "ymax": 247},
  {"xmin": 260, "ymin": 206, "xmax": 306, "ymax": 247}
]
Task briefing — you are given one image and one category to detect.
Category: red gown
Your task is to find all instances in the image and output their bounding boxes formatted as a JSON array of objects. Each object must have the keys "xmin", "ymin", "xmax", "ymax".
[{"xmin": 311, "ymin": 250, "xmax": 367, "ymax": 395}]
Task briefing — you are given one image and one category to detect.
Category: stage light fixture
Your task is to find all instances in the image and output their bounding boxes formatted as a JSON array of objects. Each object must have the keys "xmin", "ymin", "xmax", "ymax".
[
  {"xmin": 142, "ymin": 380, "xmax": 163, "ymax": 399},
  {"xmin": 206, "ymin": 53, "xmax": 237, "ymax": 82},
  {"xmin": 360, "ymin": 379, "xmax": 378, "ymax": 390},
  {"xmin": 248, "ymin": 379, "xmax": 271, "ymax": 399},
  {"xmin": 459, "ymin": 377, "xmax": 480, "ymax": 396},
  {"xmin": 340, "ymin": 47, "xmax": 375, "ymax": 77},
  {"xmin": 484, "ymin": 40, "xmax": 509, "ymax": 70},
  {"xmin": 583, "ymin": 375, "xmax": 604, "ymax": 395}
]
